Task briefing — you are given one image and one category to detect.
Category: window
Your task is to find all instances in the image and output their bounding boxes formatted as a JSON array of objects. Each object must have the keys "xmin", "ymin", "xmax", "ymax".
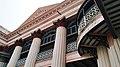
[
  {"xmin": 42, "ymin": 30, "xmax": 56, "ymax": 45},
  {"xmin": 21, "ymin": 40, "xmax": 32, "ymax": 53},
  {"xmin": 72, "ymin": 26, "xmax": 76, "ymax": 33},
  {"xmin": 67, "ymin": 20, "xmax": 77, "ymax": 36},
  {"xmin": 51, "ymin": 34, "xmax": 55, "ymax": 40},
  {"xmin": 67, "ymin": 25, "xmax": 77, "ymax": 35}
]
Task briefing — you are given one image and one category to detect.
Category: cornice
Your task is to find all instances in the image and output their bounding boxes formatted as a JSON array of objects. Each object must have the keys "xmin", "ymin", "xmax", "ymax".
[
  {"xmin": 0, "ymin": 31, "xmax": 8, "ymax": 41},
  {"xmin": 7, "ymin": 0, "xmax": 77, "ymax": 39}
]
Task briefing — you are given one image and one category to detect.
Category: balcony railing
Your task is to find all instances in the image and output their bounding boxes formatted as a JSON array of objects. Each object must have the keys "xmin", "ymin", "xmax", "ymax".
[
  {"xmin": 0, "ymin": 62, "xmax": 7, "ymax": 67},
  {"xmin": 16, "ymin": 58, "xmax": 26, "ymax": 67},
  {"xmin": 67, "ymin": 41, "xmax": 77, "ymax": 53},
  {"xmin": 37, "ymin": 49, "xmax": 53, "ymax": 61},
  {"xmin": 78, "ymin": 4, "xmax": 99, "ymax": 34},
  {"xmin": 16, "ymin": 41, "xmax": 77, "ymax": 66}
]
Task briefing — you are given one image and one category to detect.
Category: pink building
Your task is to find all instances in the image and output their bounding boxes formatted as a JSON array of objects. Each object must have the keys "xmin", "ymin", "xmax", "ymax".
[{"xmin": 0, "ymin": 0, "xmax": 120, "ymax": 67}]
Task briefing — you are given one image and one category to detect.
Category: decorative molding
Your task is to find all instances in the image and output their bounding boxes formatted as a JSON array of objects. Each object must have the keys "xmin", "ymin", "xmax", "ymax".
[
  {"xmin": 0, "ymin": 31, "xmax": 8, "ymax": 40},
  {"xmin": 31, "ymin": 29, "xmax": 41, "ymax": 38},
  {"xmin": 53, "ymin": 17, "xmax": 67, "ymax": 28},
  {"xmin": 14, "ymin": 39, "xmax": 24, "ymax": 47}
]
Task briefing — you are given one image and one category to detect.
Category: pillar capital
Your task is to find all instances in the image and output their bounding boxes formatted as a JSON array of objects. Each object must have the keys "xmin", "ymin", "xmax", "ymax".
[
  {"xmin": 53, "ymin": 17, "xmax": 67, "ymax": 28},
  {"xmin": 14, "ymin": 39, "xmax": 24, "ymax": 47},
  {"xmin": 31, "ymin": 29, "xmax": 42, "ymax": 39}
]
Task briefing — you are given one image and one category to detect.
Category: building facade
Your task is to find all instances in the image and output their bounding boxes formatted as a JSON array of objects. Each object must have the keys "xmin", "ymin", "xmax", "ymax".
[{"xmin": 0, "ymin": 0, "xmax": 120, "ymax": 67}]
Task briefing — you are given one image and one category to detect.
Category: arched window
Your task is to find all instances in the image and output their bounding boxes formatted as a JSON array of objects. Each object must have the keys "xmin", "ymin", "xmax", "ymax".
[
  {"xmin": 21, "ymin": 40, "xmax": 32, "ymax": 53},
  {"xmin": 42, "ymin": 29, "xmax": 56, "ymax": 45}
]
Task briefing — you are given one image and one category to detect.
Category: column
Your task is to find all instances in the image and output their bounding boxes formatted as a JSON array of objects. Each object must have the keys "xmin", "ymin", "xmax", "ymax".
[
  {"xmin": 24, "ymin": 30, "xmax": 41, "ymax": 67},
  {"xmin": 97, "ymin": 45, "xmax": 111, "ymax": 67},
  {"xmin": 7, "ymin": 39, "xmax": 24, "ymax": 67},
  {"xmin": 51, "ymin": 17, "xmax": 66, "ymax": 67},
  {"xmin": 107, "ymin": 34, "xmax": 120, "ymax": 67}
]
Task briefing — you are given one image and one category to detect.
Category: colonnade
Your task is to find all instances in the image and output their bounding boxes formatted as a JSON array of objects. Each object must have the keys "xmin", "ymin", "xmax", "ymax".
[{"xmin": 7, "ymin": 17, "xmax": 67, "ymax": 67}]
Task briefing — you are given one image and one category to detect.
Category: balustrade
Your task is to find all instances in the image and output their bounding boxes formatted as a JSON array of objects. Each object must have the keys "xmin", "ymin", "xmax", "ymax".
[
  {"xmin": 0, "ymin": 62, "xmax": 7, "ymax": 67},
  {"xmin": 37, "ymin": 49, "xmax": 53, "ymax": 61},
  {"xmin": 16, "ymin": 41, "xmax": 77, "ymax": 66},
  {"xmin": 16, "ymin": 58, "xmax": 26, "ymax": 67},
  {"xmin": 67, "ymin": 41, "xmax": 77, "ymax": 53},
  {"xmin": 78, "ymin": 5, "xmax": 99, "ymax": 33}
]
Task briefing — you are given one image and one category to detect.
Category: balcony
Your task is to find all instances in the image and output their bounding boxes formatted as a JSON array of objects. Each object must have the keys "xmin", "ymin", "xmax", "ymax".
[
  {"xmin": 16, "ymin": 41, "xmax": 77, "ymax": 66},
  {"xmin": 78, "ymin": 4, "xmax": 100, "ymax": 34},
  {"xmin": 77, "ymin": 0, "xmax": 105, "ymax": 48},
  {"xmin": 77, "ymin": 0, "xmax": 104, "ymax": 57}
]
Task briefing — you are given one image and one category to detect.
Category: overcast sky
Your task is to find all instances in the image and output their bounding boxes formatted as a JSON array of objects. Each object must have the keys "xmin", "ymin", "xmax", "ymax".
[{"xmin": 0, "ymin": 0, "xmax": 64, "ymax": 32}]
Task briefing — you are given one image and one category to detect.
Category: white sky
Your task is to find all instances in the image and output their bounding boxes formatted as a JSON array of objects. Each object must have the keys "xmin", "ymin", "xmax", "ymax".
[{"xmin": 0, "ymin": 0, "xmax": 64, "ymax": 32}]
